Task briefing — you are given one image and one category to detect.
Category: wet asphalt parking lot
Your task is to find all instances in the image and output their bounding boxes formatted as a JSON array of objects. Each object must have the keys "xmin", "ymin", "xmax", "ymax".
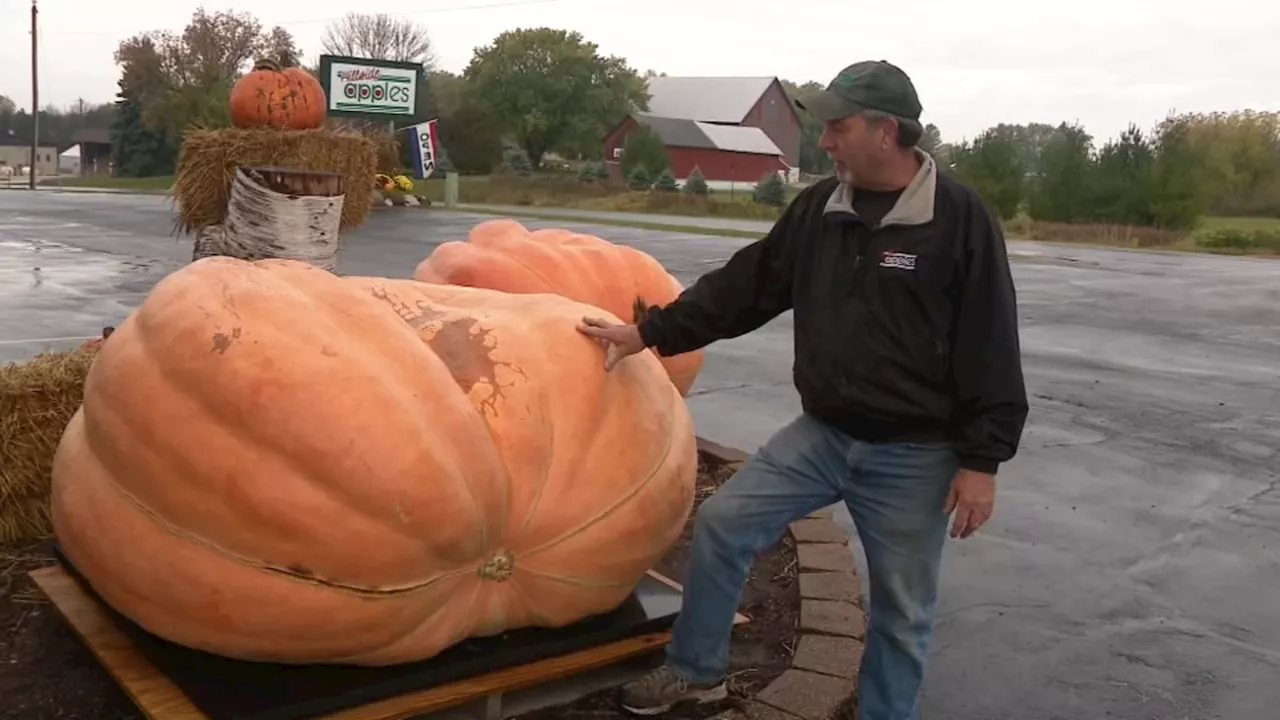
[{"xmin": 2, "ymin": 190, "xmax": 1278, "ymax": 720}]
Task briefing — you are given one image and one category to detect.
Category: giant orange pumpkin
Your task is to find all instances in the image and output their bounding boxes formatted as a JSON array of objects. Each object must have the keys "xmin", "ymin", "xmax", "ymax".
[
  {"xmin": 414, "ymin": 219, "xmax": 704, "ymax": 396},
  {"xmin": 228, "ymin": 59, "xmax": 327, "ymax": 130},
  {"xmin": 50, "ymin": 256, "xmax": 697, "ymax": 666}
]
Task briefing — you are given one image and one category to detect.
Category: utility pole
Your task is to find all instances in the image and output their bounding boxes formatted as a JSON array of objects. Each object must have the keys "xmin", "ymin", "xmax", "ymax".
[{"xmin": 29, "ymin": 0, "xmax": 38, "ymax": 190}]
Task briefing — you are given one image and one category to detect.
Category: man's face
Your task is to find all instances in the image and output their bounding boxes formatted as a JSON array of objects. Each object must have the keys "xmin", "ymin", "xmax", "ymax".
[{"xmin": 818, "ymin": 112, "xmax": 893, "ymax": 185}]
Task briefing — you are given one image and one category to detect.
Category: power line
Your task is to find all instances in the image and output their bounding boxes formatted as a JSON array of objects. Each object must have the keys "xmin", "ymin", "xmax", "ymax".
[
  {"xmin": 35, "ymin": 0, "xmax": 566, "ymax": 37},
  {"xmin": 277, "ymin": 0, "xmax": 565, "ymax": 26}
]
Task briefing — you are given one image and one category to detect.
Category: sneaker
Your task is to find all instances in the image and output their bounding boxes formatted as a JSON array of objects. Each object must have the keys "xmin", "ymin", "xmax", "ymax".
[{"xmin": 619, "ymin": 663, "xmax": 728, "ymax": 715}]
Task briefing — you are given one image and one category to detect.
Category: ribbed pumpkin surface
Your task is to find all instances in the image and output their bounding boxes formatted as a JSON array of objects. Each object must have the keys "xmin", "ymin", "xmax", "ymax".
[
  {"xmin": 51, "ymin": 256, "xmax": 697, "ymax": 666},
  {"xmin": 414, "ymin": 219, "xmax": 705, "ymax": 396}
]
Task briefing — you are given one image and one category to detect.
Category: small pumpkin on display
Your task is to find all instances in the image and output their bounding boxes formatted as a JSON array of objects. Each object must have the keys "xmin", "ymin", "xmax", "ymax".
[
  {"xmin": 414, "ymin": 219, "xmax": 705, "ymax": 396},
  {"xmin": 228, "ymin": 59, "xmax": 327, "ymax": 130},
  {"xmin": 50, "ymin": 256, "xmax": 697, "ymax": 666}
]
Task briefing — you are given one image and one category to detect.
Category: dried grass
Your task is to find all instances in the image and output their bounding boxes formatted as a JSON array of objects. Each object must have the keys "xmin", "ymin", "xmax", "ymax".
[
  {"xmin": 1003, "ymin": 217, "xmax": 1188, "ymax": 248},
  {"xmin": 0, "ymin": 347, "xmax": 97, "ymax": 543},
  {"xmin": 173, "ymin": 127, "xmax": 379, "ymax": 235}
]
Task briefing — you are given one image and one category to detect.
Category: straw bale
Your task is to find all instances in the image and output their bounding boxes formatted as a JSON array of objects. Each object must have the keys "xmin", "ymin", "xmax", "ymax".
[
  {"xmin": 0, "ymin": 346, "xmax": 98, "ymax": 544},
  {"xmin": 173, "ymin": 127, "xmax": 378, "ymax": 235}
]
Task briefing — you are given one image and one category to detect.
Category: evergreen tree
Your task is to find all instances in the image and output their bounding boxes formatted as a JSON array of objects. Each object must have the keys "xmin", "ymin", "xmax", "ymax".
[
  {"xmin": 682, "ymin": 166, "xmax": 709, "ymax": 196},
  {"xmin": 620, "ymin": 124, "xmax": 669, "ymax": 178},
  {"xmin": 627, "ymin": 164, "xmax": 652, "ymax": 190},
  {"xmin": 109, "ymin": 88, "xmax": 174, "ymax": 177},
  {"xmin": 654, "ymin": 167, "xmax": 678, "ymax": 192},
  {"xmin": 1028, "ymin": 122, "xmax": 1094, "ymax": 222},
  {"xmin": 1147, "ymin": 115, "xmax": 1211, "ymax": 230},
  {"xmin": 753, "ymin": 171, "xmax": 786, "ymax": 206}
]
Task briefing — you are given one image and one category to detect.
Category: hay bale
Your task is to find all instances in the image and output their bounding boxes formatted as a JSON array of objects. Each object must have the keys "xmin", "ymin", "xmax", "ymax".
[
  {"xmin": 173, "ymin": 127, "xmax": 378, "ymax": 235},
  {"xmin": 0, "ymin": 346, "xmax": 98, "ymax": 544}
]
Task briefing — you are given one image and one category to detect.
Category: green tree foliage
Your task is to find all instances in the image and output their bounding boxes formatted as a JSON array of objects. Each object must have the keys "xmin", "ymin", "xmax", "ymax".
[
  {"xmin": 683, "ymin": 166, "xmax": 709, "ymax": 196},
  {"xmin": 501, "ymin": 146, "xmax": 534, "ymax": 176},
  {"xmin": 1146, "ymin": 114, "xmax": 1212, "ymax": 230},
  {"xmin": 919, "ymin": 123, "xmax": 943, "ymax": 155},
  {"xmin": 464, "ymin": 28, "xmax": 648, "ymax": 168},
  {"xmin": 654, "ymin": 168, "xmax": 678, "ymax": 192},
  {"xmin": 627, "ymin": 164, "xmax": 652, "ymax": 190},
  {"xmin": 1089, "ymin": 124, "xmax": 1157, "ymax": 225},
  {"xmin": 107, "ymin": 9, "xmax": 303, "ymax": 175},
  {"xmin": 949, "ymin": 128, "xmax": 1024, "ymax": 219},
  {"xmin": 435, "ymin": 96, "xmax": 504, "ymax": 175},
  {"xmin": 986, "ymin": 122, "xmax": 1058, "ymax": 177},
  {"xmin": 1028, "ymin": 122, "xmax": 1095, "ymax": 222},
  {"xmin": 1180, "ymin": 110, "xmax": 1280, "ymax": 216},
  {"xmin": 619, "ymin": 124, "xmax": 669, "ymax": 178},
  {"xmin": 577, "ymin": 160, "xmax": 609, "ymax": 183},
  {"xmin": 110, "ymin": 92, "xmax": 175, "ymax": 177},
  {"xmin": 753, "ymin": 171, "xmax": 786, "ymax": 206}
]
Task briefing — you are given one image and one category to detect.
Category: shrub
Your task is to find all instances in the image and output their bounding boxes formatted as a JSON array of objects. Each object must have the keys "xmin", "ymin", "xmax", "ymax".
[
  {"xmin": 654, "ymin": 168, "xmax": 678, "ymax": 192},
  {"xmin": 1195, "ymin": 228, "xmax": 1280, "ymax": 252},
  {"xmin": 683, "ymin": 167, "xmax": 709, "ymax": 196},
  {"xmin": 500, "ymin": 147, "xmax": 533, "ymax": 176},
  {"xmin": 620, "ymin": 125, "xmax": 670, "ymax": 179},
  {"xmin": 753, "ymin": 171, "xmax": 786, "ymax": 206},
  {"xmin": 627, "ymin": 164, "xmax": 652, "ymax": 191}
]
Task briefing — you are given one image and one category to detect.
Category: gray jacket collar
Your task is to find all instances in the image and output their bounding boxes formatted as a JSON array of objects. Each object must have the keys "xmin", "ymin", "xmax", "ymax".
[{"xmin": 823, "ymin": 148, "xmax": 937, "ymax": 227}]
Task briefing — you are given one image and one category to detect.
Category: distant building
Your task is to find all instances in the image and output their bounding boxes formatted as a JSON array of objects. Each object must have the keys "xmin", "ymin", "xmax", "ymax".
[
  {"xmin": 68, "ymin": 128, "xmax": 113, "ymax": 176},
  {"xmin": 602, "ymin": 76, "xmax": 803, "ymax": 187},
  {"xmin": 0, "ymin": 130, "xmax": 57, "ymax": 178}
]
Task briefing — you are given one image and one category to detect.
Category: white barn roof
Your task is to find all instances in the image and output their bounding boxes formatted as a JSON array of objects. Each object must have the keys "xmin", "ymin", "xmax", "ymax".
[{"xmin": 643, "ymin": 76, "xmax": 777, "ymax": 123}]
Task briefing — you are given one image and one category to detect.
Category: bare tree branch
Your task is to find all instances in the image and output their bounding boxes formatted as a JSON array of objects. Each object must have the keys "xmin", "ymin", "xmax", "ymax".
[{"xmin": 320, "ymin": 13, "xmax": 436, "ymax": 70}]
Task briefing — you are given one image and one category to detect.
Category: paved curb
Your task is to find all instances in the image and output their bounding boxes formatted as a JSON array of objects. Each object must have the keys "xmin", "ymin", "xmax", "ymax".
[{"xmin": 695, "ymin": 438, "xmax": 863, "ymax": 720}]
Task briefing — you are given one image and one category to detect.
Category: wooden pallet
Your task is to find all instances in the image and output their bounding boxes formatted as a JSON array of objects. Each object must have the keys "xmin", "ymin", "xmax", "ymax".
[{"xmin": 30, "ymin": 564, "xmax": 746, "ymax": 720}]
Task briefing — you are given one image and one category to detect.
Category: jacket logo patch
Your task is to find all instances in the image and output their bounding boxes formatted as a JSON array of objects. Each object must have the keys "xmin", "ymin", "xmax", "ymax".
[{"xmin": 879, "ymin": 251, "xmax": 917, "ymax": 271}]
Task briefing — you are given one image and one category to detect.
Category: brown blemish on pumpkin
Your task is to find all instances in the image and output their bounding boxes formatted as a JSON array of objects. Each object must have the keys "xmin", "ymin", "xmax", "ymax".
[
  {"xmin": 286, "ymin": 563, "xmax": 314, "ymax": 577},
  {"xmin": 368, "ymin": 285, "xmax": 445, "ymax": 329},
  {"xmin": 367, "ymin": 284, "xmax": 524, "ymax": 415},
  {"xmin": 427, "ymin": 316, "xmax": 526, "ymax": 417},
  {"xmin": 320, "ymin": 345, "xmax": 338, "ymax": 357},
  {"xmin": 211, "ymin": 326, "xmax": 242, "ymax": 354}
]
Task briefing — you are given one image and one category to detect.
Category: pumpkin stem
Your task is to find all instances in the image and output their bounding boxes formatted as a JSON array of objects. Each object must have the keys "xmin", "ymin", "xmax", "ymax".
[{"xmin": 252, "ymin": 58, "xmax": 282, "ymax": 72}]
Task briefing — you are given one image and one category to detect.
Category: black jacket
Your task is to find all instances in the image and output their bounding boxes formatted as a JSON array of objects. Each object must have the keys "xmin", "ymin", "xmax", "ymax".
[{"xmin": 637, "ymin": 154, "xmax": 1029, "ymax": 474}]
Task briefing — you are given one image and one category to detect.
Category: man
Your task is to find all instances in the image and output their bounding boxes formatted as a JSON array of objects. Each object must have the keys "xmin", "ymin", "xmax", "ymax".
[{"xmin": 578, "ymin": 60, "xmax": 1028, "ymax": 719}]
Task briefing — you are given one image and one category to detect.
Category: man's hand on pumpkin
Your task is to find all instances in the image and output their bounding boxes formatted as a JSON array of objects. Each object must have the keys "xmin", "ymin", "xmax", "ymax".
[{"xmin": 577, "ymin": 317, "xmax": 646, "ymax": 371}]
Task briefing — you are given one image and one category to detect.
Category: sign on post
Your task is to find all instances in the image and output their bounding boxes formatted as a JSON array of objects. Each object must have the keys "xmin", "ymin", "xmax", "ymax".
[
  {"xmin": 402, "ymin": 119, "xmax": 440, "ymax": 180},
  {"xmin": 317, "ymin": 54, "xmax": 421, "ymax": 119}
]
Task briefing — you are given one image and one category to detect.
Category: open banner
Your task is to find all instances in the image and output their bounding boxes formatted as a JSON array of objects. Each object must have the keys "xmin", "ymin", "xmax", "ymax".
[{"xmin": 403, "ymin": 119, "xmax": 441, "ymax": 180}]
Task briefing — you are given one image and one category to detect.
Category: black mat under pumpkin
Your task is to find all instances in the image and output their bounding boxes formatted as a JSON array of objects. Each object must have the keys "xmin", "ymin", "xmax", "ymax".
[{"xmin": 53, "ymin": 546, "xmax": 683, "ymax": 720}]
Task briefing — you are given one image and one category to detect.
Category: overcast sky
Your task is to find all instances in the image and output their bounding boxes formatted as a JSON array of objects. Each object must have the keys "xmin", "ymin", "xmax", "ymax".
[{"xmin": 1, "ymin": 0, "xmax": 1276, "ymax": 143}]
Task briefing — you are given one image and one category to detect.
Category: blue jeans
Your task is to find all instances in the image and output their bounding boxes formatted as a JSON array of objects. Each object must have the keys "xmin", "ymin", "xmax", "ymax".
[{"xmin": 665, "ymin": 413, "xmax": 958, "ymax": 720}]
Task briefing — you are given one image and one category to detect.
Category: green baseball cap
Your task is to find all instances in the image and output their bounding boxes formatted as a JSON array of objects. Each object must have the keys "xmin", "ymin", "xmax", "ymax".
[{"xmin": 795, "ymin": 60, "xmax": 923, "ymax": 123}]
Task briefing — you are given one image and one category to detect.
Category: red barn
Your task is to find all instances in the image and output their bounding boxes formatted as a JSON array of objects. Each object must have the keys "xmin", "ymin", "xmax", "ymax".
[{"xmin": 602, "ymin": 76, "xmax": 803, "ymax": 187}]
